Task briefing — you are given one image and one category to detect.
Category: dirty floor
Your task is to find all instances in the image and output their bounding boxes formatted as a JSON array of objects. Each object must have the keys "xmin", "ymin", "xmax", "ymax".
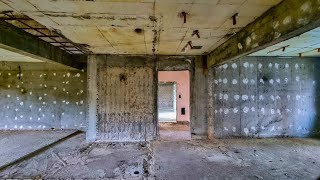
[
  {"xmin": 0, "ymin": 130, "xmax": 77, "ymax": 169},
  {"xmin": 159, "ymin": 123, "xmax": 191, "ymax": 140},
  {"xmin": 0, "ymin": 132, "xmax": 319, "ymax": 180},
  {"xmin": 153, "ymin": 138, "xmax": 320, "ymax": 180},
  {"xmin": 0, "ymin": 133, "xmax": 151, "ymax": 179}
]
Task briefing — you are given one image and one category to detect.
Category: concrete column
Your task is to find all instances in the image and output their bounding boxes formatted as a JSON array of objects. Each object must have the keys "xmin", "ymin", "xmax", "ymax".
[
  {"xmin": 86, "ymin": 55, "xmax": 98, "ymax": 142},
  {"xmin": 173, "ymin": 83, "xmax": 177, "ymax": 114},
  {"xmin": 207, "ymin": 68, "xmax": 214, "ymax": 139}
]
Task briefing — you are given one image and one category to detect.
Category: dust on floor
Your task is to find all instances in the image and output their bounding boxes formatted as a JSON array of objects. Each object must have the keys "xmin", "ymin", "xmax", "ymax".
[
  {"xmin": 153, "ymin": 138, "xmax": 320, "ymax": 180},
  {"xmin": 0, "ymin": 133, "xmax": 153, "ymax": 179},
  {"xmin": 0, "ymin": 133, "xmax": 320, "ymax": 180},
  {"xmin": 159, "ymin": 123, "xmax": 191, "ymax": 140},
  {"xmin": 0, "ymin": 130, "xmax": 77, "ymax": 169}
]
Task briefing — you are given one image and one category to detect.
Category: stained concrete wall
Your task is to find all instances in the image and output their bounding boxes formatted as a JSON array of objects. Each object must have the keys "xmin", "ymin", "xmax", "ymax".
[
  {"xmin": 87, "ymin": 55, "xmax": 209, "ymax": 141},
  {"xmin": 158, "ymin": 71, "xmax": 190, "ymax": 122},
  {"xmin": 192, "ymin": 57, "xmax": 208, "ymax": 137},
  {"xmin": 0, "ymin": 62, "xmax": 86, "ymax": 130},
  {"xmin": 211, "ymin": 57, "xmax": 320, "ymax": 138},
  {"xmin": 87, "ymin": 55, "xmax": 156, "ymax": 142}
]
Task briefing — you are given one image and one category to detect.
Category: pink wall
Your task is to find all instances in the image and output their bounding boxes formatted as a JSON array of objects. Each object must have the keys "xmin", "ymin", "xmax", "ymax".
[{"xmin": 158, "ymin": 71, "xmax": 190, "ymax": 122}]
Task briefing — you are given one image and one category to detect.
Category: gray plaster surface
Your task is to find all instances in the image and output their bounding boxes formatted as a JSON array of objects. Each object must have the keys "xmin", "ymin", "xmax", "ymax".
[
  {"xmin": 211, "ymin": 57, "xmax": 320, "ymax": 138},
  {"xmin": 0, "ymin": 130, "xmax": 77, "ymax": 169},
  {"xmin": 0, "ymin": 62, "xmax": 86, "ymax": 131}
]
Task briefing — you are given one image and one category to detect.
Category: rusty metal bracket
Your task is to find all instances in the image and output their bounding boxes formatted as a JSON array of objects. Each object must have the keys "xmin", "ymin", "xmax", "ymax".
[
  {"xmin": 232, "ymin": 13, "xmax": 239, "ymax": 26},
  {"xmin": 188, "ymin": 41, "xmax": 193, "ymax": 49},
  {"xmin": 192, "ymin": 30, "xmax": 200, "ymax": 38},
  {"xmin": 181, "ymin": 12, "xmax": 187, "ymax": 23}
]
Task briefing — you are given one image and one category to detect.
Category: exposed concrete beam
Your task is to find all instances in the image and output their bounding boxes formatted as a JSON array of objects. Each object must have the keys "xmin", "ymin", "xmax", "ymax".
[
  {"xmin": 208, "ymin": 0, "xmax": 320, "ymax": 67},
  {"xmin": 0, "ymin": 20, "xmax": 86, "ymax": 69}
]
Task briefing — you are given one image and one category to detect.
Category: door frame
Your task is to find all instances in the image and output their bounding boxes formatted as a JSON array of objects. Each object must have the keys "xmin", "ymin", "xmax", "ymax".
[{"xmin": 156, "ymin": 70, "xmax": 191, "ymax": 139}]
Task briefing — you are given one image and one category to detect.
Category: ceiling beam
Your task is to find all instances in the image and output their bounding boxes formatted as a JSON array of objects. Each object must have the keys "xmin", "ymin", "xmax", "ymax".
[
  {"xmin": 208, "ymin": 0, "xmax": 320, "ymax": 67},
  {"xmin": 0, "ymin": 20, "xmax": 86, "ymax": 70}
]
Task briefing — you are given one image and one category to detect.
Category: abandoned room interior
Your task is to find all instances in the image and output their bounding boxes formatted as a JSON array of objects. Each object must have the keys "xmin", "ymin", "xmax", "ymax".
[{"xmin": 0, "ymin": 0, "xmax": 320, "ymax": 179}]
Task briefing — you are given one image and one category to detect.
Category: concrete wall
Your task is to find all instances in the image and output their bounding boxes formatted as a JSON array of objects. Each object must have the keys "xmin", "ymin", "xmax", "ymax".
[
  {"xmin": 192, "ymin": 57, "xmax": 208, "ymax": 137},
  {"xmin": 210, "ymin": 57, "xmax": 320, "ymax": 138},
  {"xmin": 158, "ymin": 71, "xmax": 190, "ymax": 122},
  {"xmin": 87, "ymin": 55, "xmax": 156, "ymax": 142},
  {"xmin": 87, "ymin": 55, "xmax": 209, "ymax": 141},
  {"xmin": 0, "ymin": 62, "xmax": 86, "ymax": 130}
]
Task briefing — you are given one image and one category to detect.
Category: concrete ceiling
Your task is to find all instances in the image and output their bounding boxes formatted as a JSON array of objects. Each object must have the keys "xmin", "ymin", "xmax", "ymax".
[
  {"xmin": 250, "ymin": 27, "xmax": 320, "ymax": 57},
  {"xmin": 0, "ymin": 48, "xmax": 43, "ymax": 62},
  {"xmin": 1, "ymin": 0, "xmax": 282, "ymax": 55}
]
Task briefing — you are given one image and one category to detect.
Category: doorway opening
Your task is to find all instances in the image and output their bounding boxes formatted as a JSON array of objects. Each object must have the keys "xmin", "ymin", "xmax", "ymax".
[
  {"xmin": 158, "ymin": 82, "xmax": 177, "ymax": 123},
  {"xmin": 157, "ymin": 71, "xmax": 191, "ymax": 140}
]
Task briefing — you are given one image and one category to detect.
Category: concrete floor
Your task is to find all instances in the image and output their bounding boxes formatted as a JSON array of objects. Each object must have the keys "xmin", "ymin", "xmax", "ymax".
[
  {"xmin": 0, "ymin": 132, "xmax": 319, "ymax": 179},
  {"xmin": 0, "ymin": 130, "xmax": 77, "ymax": 170},
  {"xmin": 0, "ymin": 133, "xmax": 152, "ymax": 179},
  {"xmin": 153, "ymin": 138, "xmax": 320, "ymax": 180},
  {"xmin": 159, "ymin": 123, "xmax": 191, "ymax": 141}
]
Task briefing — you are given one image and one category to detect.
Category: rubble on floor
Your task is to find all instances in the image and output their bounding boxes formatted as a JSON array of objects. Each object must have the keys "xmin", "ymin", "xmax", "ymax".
[
  {"xmin": 0, "ymin": 133, "xmax": 153, "ymax": 179},
  {"xmin": 0, "ymin": 132, "xmax": 320, "ymax": 180},
  {"xmin": 0, "ymin": 130, "xmax": 78, "ymax": 170}
]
